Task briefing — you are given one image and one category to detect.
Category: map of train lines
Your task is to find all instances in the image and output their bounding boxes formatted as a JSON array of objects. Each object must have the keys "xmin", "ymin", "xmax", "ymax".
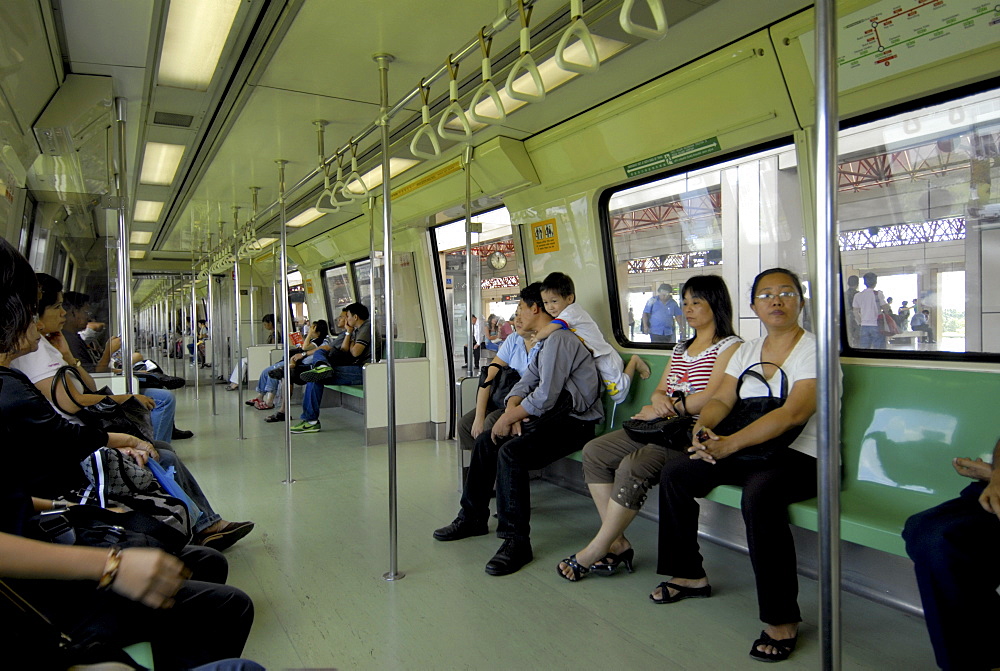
[{"xmin": 801, "ymin": 0, "xmax": 1000, "ymax": 91}]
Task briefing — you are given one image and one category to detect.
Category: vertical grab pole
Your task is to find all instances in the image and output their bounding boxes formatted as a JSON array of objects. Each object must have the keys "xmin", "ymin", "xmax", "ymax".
[
  {"xmin": 208, "ymin": 265, "xmax": 218, "ymax": 416},
  {"xmin": 276, "ymin": 160, "xmax": 294, "ymax": 484},
  {"xmin": 170, "ymin": 293, "xmax": 178, "ymax": 378},
  {"xmin": 114, "ymin": 98, "xmax": 134, "ymax": 393},
  {"xmin": 191, "ymin": 272, "xmax": 199, "ymax": 399},
  {"xmin": 814, "ymin": 1, "xmax": 841, "ymax": 669},
  {"xmin": 234, "ymin": 217, "xmax": 245, "ymax": 441},
  {"xmin": 375, "ymin": 53, "xmax": 404, "ymax": 582},
  {"xmin": 368, "ymin": 196, "xmax": 378, "ymax": 363},
  {"xmin": 458, "ymin": 144, "xmax": 474, "ymax": 487}
]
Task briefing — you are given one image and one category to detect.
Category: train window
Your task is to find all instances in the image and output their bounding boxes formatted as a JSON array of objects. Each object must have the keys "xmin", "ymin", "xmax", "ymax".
[
  {"xmin": 838, "ymin": 87, "xmax": 1000, "ymax": 356},
  {"xmin": 352, "ymin": 253, "xmax": 426, "ymax": 359},
  {"xmin": 602, "ymin": 143, "xmax": 806, "ymax": 346},
  {"xmin": 321, "ymin": 264, "xmax": 352, "ymax": 329}
]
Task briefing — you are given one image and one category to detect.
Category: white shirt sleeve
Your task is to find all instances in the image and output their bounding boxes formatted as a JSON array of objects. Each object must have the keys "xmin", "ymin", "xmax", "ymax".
[
  {"xmin": 555, "ymin": 303, "xmax": 614, "ymax": 358},
  {"xmin": 9, "ymin": 338, "xmax": 68, "ymax": 384}
]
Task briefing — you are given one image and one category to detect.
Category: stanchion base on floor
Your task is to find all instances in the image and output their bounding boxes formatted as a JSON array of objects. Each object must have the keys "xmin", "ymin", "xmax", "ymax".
[
  {"xmin": 382, "ymin": 571, "xmax": 406, "ymax": 581},
  {"xmin": 281, "ymin": 479, "xmax": 296, "ymax": 484}
]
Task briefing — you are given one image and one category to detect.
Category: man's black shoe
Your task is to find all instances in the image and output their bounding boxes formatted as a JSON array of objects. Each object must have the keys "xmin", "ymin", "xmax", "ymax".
[
  {"xmin": 267, "ymin": 367, "xmax": 284, "ymax": 380},
  {"xmin": 172, "ymin": 428, "xmax": 194, "ymax": 440},
  {"xmin": 485, "ymin": 538, "xmax": 533, "ymax": 576},
  {"xmin": 433, "ymin": 518, "xmax": 488, "ymax": 541}
]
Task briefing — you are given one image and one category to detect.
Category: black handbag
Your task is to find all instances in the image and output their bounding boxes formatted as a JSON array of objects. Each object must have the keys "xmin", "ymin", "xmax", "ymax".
[
  {"xmin": 622, "ymin": 391, "xmax": 695, "ymax": 449},
  {"xmin": 519, "ymin": 389, "xmax": 577, "ymax": 435},
  {"xmin": 622, "ymin": 415, "xmax": 696, "ymax": 450},
  {"xmin": 710, "ymin": 362, "xmax": 805, "ymax": 461},
  {"xmin": 51, "ymin": 365, "xmax": 155, "ymax": 443},
  {"xmin": 27, "ymin": 503, "xmax": 188, "ymax": 555}
]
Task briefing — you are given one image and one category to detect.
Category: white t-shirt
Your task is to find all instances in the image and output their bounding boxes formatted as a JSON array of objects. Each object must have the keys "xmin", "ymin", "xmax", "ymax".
[
  {"xmin": 852, "ymin": 288, "xmax": 885, "ymax": 327},
  {"xmin": 724, "ymin": 331, "xmax": 828, "ymax": 458},
  {"xmin": 10, "ymin": 337, "xmax": 86, "ymax": 424}
]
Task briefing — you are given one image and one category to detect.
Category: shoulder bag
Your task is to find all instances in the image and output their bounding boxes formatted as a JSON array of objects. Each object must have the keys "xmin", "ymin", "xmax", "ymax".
[
  {"xmin": 78, "ymin": 447, "xmax": 193, "ymax": 547},
  {"xmin": 51, "ymin": 365, "xmax": 155, "ymax": 442},
  {"xmin": 710, "ymin": 362, "xmax": 806, "ymax": 461},
  {"xmin": 479, "ymin": 363, "xmax": 522, "ymax": 412}
]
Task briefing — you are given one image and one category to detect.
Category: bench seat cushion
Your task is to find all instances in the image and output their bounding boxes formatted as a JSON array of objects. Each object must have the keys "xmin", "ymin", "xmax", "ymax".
[{"xmin": 325, "ymin": 384, "xmax": 364, "ymax": 398}]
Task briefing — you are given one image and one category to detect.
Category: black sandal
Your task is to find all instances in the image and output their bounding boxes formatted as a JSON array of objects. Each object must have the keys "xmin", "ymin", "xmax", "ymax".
[
  {"xmin": 556, "ymin": 555, "xmax": 590, "ymax": 582},
  {"xmin": 590, "ymin": 548, "xmax": 635, "ymax": 576},
  {"xmin": 748, "ymin": 630, "xmax": 797, "ymax": 662},
  {"xmin": 649, "ymin": 581, "xmax": 712, "ymax": 604},
  {"xmin": 265, "ymin": 412, "xmax": 285, "ymax": 423}
]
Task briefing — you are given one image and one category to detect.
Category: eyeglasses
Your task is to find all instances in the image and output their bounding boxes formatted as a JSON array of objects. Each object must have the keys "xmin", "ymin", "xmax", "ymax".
[{"xmin": 754, "ymin": 291, "xmax": 799, "ymax": 301}]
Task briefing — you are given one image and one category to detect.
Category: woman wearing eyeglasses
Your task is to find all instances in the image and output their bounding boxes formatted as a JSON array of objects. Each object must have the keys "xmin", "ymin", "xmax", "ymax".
[{"xmin": 651, "ymin": 268, "xmax": 830, "ymax": 664}]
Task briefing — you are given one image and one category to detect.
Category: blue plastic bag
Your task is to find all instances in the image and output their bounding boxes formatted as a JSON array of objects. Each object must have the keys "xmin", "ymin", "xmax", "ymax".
[{"xmin": 147, "ymin": 458, "xmax": 203, "ymax": 525}]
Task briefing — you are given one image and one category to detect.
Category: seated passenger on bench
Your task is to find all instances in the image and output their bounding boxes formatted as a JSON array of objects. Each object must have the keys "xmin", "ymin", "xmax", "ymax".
[
  {"xmin": 458, "ymin": 307, "xmax": 541, "ymax": 452},
  {"xmin": 249, "ymin": 318, "xmax": 332, "ymax": 410},
  {"xmin": 434, "ymin": 282, "xmax": 602, "ymax": 577},
  {"xmin": 290, "ymin": 303, "xmax": 370, "ymax": 434},
  {"xmin": 556, "ymin": 275, "xmax": 741, "ymax": 582},
  {"xmin": 225, "ymin": 314, "xmax": 278, "ymax": 391},
  {"xmin": 534, "ymin": 272, "xmax": 651, "ymax": 405},
  {"xmin": 653, "ymin": 268, "xmax": 826, "ymax": 664},
  {"xmin": 903, "ymin": 441, "xmax": 1000, "ymax": 671}
]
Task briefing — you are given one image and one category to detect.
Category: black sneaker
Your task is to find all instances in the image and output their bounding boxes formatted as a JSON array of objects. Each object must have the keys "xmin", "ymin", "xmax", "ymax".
[
  {"xmin": 433, "ymin": 518, "xmax": 489, "ymax": 541},
  {"xmin": 485, "ymin": 538, "xmax": 533, "ymax": 576},
  {"xmin": 267, "ymin": 367, "xmax": 284, "ymax": 380}
]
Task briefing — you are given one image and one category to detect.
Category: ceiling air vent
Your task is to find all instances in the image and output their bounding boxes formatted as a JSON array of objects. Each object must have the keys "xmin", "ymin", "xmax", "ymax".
[{"xmin": 153, "ymin": 111, "xmax": 195, "ymax": 128}]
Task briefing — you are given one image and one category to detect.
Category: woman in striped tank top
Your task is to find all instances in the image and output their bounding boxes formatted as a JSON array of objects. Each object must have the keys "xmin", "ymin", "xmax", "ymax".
[{"xmin": 558, "ymin": 275, "xmax": 741, "ymax": 581}]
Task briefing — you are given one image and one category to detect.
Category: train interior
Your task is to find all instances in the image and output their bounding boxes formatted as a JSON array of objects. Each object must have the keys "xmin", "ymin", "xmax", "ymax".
[{"xmin": 2, "ymin": 0, "xmax": 1000, "ymax": 667}]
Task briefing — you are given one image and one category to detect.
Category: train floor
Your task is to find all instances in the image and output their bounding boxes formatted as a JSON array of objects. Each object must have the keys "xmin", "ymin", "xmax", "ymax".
[{"xmin": 171, "ymin": 379, "xmax": 937, "ymax": 670}]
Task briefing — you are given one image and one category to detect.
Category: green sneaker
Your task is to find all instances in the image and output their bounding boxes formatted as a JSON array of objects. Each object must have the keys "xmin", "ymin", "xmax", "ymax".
[
  {"xmin": 300, "ymin": 364, "xmax": 334, "ymax": 383},
  {"xmin": 290, "ymin": 420, "xmax": 320, "ymax": 434}
]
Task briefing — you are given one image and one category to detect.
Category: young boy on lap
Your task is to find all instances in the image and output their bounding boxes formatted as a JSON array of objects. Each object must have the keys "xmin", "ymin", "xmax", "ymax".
[{"xmin": 537, "ymin": 272, "xmax": 650, "ymax": 403}]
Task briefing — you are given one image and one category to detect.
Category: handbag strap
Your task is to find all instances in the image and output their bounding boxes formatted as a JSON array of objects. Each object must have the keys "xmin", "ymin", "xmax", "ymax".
[
  {"xmin": 50, "ymin": 365, "xmax": 97, "ymax": 414},
  {"xmin": 735, "ymin": 362, "xmax": 789, "ymax": 400}
]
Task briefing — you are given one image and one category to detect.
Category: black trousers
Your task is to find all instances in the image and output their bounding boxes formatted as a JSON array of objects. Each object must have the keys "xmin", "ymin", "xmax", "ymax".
[
  {"xmin": 903, "ymin": 482, "xmax": 1000, "ymax": 671},
  {"xmin": 459, "ymin": 416, "xmax": 595, "ymax": 540},
  {"xmin": 657, "ymin": 449, "xmax": 817, "ymax": 625},
  {"xmin": 10, "ymin": 546, "xmax": 254, "ymax": 670}
]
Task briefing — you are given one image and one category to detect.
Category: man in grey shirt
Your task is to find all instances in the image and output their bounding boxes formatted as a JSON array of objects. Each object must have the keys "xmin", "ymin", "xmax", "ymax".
[{"xmin": 434, "ymin": 283, "xmax": 603, "ymax": 576}]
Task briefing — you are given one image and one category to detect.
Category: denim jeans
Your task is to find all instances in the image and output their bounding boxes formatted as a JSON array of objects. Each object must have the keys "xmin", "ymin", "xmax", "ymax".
[
  {"xmin": 256, "ymin": 361, "xmax": 282, "ymax": 394},
  {"xmin": 145, "ymin": 387, "xmax": 176, "ymax": 443},
  {"xmin": 299, "ymin": 365, "xmax": 364, "ymax": 421},
  {"xmin": 156, "ymin": 444, "xmax": 221, "ymax": 534},
  {"xmin": 859, "ymin": 325, "xmax": 885, "ymax": 349},
  {"xmin": 459, "ymin": 416, "xmax": 595, "ymax": 540}
]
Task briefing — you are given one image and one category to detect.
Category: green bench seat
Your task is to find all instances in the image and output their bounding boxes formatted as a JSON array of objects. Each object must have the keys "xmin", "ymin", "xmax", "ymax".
[
  {"xmin": 567, "ymin": 352, "xmax": 995, "ymax": 558},
  {"xmin": 325, "ymin": 383, "xmax": 364, "ymax": 398}
]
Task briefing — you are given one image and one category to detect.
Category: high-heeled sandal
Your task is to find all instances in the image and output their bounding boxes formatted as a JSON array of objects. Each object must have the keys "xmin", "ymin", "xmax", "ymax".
[
  {"xmin": 589, "ymin": 548, "xmax": 635, "ymax": 576},
  {"xmin": 245, "ymin": 399, "xmax": 258, "ymax": 406},
  {"xmin": 649, "ymin": 581, "xmax": 712, "ymax": 604},
  {"xmin": 255, "ymin": 400, "xmax": 274, "ymax": 410},
  {"xmin": 748, "ymin": 630, "xmax": 797, "ymax": 662},
  {"xmin": 556, "ymin": 555, "xmax": 590, "ymax": 582}
]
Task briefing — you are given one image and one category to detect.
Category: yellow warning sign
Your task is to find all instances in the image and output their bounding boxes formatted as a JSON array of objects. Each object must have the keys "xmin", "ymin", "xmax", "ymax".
[
  {"xmin": 305, "ymin": 278, "xmax": 314, "ymax": 294},
  {"xmin": 531, "ymin": 218, "xmax": 559, "ymax": 254}
]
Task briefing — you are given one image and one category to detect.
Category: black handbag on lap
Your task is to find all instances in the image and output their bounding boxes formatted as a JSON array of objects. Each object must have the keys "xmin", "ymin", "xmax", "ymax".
[
  {"xmin": 710, "ymin": 362, "xmax": 805, "ymax": 461},
  {"xmin": 622, "ymin": 414, "xmax": 696, "ymax": 450},
  {"xmin": 51, "ymin": 366, "xmax": 155, "ymax": 442}
]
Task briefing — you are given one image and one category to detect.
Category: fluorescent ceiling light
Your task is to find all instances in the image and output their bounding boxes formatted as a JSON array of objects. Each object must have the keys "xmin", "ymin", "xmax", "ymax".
[
  {"xmin": 140, "ymin": 142, "xmax": 185, "ymax": 186},
  {"xmin": 462, "ymin": 35, "xmax": 628, "ymax": 130},
  {"xmin": 130, "ymin": 231, "xmax": 153, "ymax": 245},
  {"xmin": 134, "ymin": 200, "xmax": 164, "ymax": 222},
  {"xmin": 129, "ymin": 250, "xmax": 146, "ymax": 259},
  {"xmin": 345, "ymin": 158, "xmax": 420, "ymax": 194},
  {"xmin": 255, "ymin": 237, "xmax": 277, "ymax": 247},
  {"xmin": 158, "ymin": 0, "xmax": 240, "ymax": 91},
  {"xmin": 286, "ymin": 207, "xmax": 325, "ymax": 228}
]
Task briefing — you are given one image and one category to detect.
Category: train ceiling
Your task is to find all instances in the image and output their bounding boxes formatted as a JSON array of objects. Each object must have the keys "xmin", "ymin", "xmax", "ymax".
[{"xmin": 23, "ymin": 0, "xmax": 835, "ymax": 274}]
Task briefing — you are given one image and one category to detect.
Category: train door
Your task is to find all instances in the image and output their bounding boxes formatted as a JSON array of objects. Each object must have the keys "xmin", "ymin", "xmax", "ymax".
[{"xmin": 431, "ymin": 206, "xmax": 521, "ymax": 376}]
